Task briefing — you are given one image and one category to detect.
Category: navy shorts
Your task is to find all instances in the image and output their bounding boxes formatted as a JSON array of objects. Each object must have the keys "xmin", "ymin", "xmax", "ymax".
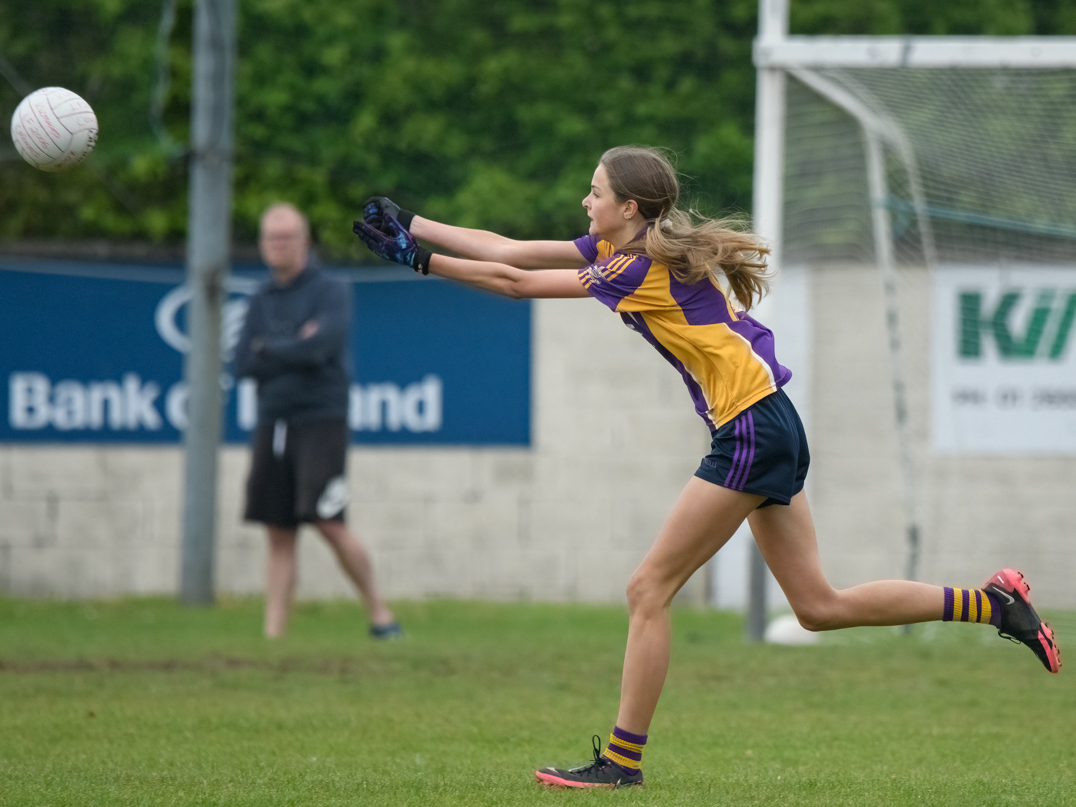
[{"xmin": 694, "ymin": 389, "xmax": 810, "ymax": 508}]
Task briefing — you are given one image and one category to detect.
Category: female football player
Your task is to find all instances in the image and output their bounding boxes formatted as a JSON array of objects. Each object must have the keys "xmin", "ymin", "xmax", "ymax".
[{"xmin": 353, "ymin": 145, "xmax": 1060, "ymax": 789}]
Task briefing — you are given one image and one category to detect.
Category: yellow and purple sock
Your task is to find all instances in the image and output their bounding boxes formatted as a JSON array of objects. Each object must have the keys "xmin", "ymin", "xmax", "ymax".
[
  {"xmin": 943, "ymin": 587, "xmax": 1001, "ymax": 627},
  {"xmin": 602, "ymin": 726, "xmax": 646, "ymax": 772}
]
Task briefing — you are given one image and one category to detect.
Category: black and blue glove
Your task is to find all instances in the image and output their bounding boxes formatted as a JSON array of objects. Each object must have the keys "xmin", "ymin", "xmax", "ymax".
[
  {"xmin": 362, "ymin": 196, "xmax": 415, "ymax": 233},
  {"xmin": 353, "ymin": 215, "xmax": 432, "ymax": 274}
]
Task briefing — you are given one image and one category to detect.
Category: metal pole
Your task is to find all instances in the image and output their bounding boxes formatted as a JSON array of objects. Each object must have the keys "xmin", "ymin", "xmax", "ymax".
[
  {"xmin": 180, "ymin": 0, "xmax": 237, "ymax": 605},
  {"xmin": 746, "ymin": 0, "xmax": 789, "ymax": 642},
  {"xmin": 746, "ymin": 541, "xmax": 769, "ymax": 641},
  {"xmin": 865, "ymin": 132, "xmax": 921, "ymax": 590}
]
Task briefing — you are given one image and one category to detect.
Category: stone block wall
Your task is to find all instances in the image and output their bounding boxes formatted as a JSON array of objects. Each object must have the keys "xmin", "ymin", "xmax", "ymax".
[{"xmin": 0, "ymin": 297, "xmax": 709, "ymax": 605}]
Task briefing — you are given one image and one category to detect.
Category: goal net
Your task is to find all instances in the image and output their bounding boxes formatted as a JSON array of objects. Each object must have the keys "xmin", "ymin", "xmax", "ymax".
[{"xmin": 784, "ymin": 67, "xmax": 1076, "ymax": 269}]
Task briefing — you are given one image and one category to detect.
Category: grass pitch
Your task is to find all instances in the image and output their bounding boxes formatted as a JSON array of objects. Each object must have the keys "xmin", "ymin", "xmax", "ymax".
[{"xmin": 0, "ymin": 597, "xmax": 1072, "ymax": 806}]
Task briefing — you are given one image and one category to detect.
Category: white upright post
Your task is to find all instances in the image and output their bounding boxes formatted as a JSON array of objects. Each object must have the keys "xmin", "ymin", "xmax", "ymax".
[
  {"xmin": 180, "ymin": 0, "xmax": 237, "ymax": 605},
  {"xmin": 745, "ymin": 0, "xmax": 789, "ymax": 642},
  {"xmin": 864, "ymin": 133, "xmax": 921, "ymax": 587}
]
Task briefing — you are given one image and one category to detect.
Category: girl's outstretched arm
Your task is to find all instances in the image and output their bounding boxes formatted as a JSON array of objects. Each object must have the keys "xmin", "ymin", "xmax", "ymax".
[
  {"xmin": 411, "ymin": 216, "xmax": 587, "ymax": 270},
  {"xmin": 429, "ymin": 254, "xmax": 589, "ymax": 299}
]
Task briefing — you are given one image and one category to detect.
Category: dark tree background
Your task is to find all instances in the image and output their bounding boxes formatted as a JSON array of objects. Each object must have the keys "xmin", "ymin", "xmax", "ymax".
[{"xmin": 1, "ymin": 0, "xmax": 1074, "ymax": 258}]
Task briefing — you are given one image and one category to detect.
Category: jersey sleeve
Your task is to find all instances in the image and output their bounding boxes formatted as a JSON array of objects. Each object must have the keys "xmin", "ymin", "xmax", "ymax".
[
  {"xmin": 576, "ymin": 253, "xmax": 656, "ymax": 312},
  {"xmin": 573, "ymin": 234, "xmax": 600, "ymax": 263}
]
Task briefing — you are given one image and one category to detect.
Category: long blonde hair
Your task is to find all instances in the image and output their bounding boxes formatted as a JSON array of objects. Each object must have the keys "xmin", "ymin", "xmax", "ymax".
[{"xmin": 600, "ymin": 146, "xmax": 771, "ymax": 310}]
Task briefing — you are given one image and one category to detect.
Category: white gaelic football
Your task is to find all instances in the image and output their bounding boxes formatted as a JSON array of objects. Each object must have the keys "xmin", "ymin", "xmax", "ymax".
[{"xmin": 10, "ymin": 87, "xmax": 98, "ymax": 172}]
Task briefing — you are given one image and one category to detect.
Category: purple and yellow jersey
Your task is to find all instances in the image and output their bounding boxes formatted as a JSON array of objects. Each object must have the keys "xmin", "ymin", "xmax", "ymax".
[{"xmin": 574, "ymin": 233, "xmax": 791, "ymax": 432}]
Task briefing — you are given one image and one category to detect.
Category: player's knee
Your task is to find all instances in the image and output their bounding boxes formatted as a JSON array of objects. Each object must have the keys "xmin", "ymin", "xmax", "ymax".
[
  {"xmin": 625, "ymin": 570, "xmax": 672, "ymax": 617},
  {"xmin": 625, "ymin": 573, "xmax": 647, "ymax": 614},
  {"xmin": 794, "ymin": 611, "xmax": 827, "ymax": 633},
  {"xmin": 791, "ymin": 594, "xmax": 841, "ymax": 632}
]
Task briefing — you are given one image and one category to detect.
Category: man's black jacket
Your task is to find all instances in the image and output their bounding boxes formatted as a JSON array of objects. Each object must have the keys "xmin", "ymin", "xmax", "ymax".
[{"xmin": 233, "ymin": 267, "xmax": 351, "ymax": 426}]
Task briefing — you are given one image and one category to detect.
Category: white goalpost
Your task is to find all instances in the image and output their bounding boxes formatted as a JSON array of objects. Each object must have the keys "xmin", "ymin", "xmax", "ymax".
[{"xmin": 743, "ymin": 0, "xmax": 1076, "ymax": 637}]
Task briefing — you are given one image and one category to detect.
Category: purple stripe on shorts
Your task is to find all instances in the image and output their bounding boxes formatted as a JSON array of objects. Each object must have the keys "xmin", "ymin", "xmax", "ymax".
[
  {"xmin": 727, "ymin": 417, "xmax": 745, "ymax": 490},
  {"xmin": 725, "ymin": 418, "xmax": 744, "ymax": 488},
  {"xmin": 729, "ymin": 412, "xmax": 755, "ymax": 491},
  {"xmin": 961, "ymin": 589, "xmax": 970, "ymax": 622},
  {"xmin": 740, "ymin": 411, "xmax": 757, "ymax": 489}
]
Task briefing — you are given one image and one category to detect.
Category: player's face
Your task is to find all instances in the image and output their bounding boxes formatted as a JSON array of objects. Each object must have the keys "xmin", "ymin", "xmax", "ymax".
[
  {"xmin": 582, "ymin": 164, "xmax": 632, "ymax": 240},
  {"xmin": 259, "ymin": 208, "xmax": 309, "ymax": 281}
]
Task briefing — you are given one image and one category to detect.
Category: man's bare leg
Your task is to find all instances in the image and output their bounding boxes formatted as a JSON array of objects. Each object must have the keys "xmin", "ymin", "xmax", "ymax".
[
  {"xmin": 265, "ymin": 526, "xmax": 298, "ymax": 638},
  {"xmin": 315, "ymin": 519, "xmax": 396, "ymax": 627}
]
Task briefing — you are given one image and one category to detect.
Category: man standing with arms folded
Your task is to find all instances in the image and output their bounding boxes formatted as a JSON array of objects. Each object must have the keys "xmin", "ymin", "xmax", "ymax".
[{"xmin": 235, "ymin": 202, "xmax": 400, "ymax": 639}]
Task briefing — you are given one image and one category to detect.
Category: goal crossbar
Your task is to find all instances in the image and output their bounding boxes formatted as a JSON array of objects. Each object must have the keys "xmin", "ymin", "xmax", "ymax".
[{"xmin": 756, "ymin": 36, "xmax": 1076, "ymax": 69}]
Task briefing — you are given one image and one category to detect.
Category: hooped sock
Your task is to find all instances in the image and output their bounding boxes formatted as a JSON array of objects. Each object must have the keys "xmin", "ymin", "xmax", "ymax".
[
  {"xmin": 602, "ymin": 726, "xmax": 647, "ymax": 772},
  {"xmin": 943, "ymin": 587, "xmax": 1001, "ymax": 627}
]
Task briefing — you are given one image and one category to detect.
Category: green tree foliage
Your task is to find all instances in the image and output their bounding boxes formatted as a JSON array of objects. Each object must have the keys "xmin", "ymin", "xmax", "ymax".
[{"xmin": 1, "ymin": 0, "xmax": 1074, "ymax": 256}]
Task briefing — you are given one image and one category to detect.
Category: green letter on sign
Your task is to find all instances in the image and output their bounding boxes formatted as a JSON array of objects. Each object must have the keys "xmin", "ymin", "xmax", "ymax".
[
  {"xmin": 959, "ymin": 290, "xmax": 1055, "ymax": 360},
  {"xmin": 1049, "ymin": 293, "xmax": 1076, "ymax": 360}
]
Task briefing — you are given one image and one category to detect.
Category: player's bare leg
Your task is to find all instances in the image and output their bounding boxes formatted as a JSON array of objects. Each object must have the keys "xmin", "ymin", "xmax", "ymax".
[
  {"xmin": 615, "ymin": 478, "xmax": 763, "ymax": 735},
  {"xmin": 314, "ymin": 520, "xmax": 397, "ymax": 629},
  {"xmin": 748, "ymin": 492, "xmax": 944, "ymax": 630},
  {"xmin": 750, "ymin": 493, "xmax": 1059, "ymax": 670},
  {"xmin": 537, "ymin": 480, "xmax": 761, "ymax": 788},
  {"xmin": 264, "ymin": 526, "xmax": 298, "ymax": 638}
]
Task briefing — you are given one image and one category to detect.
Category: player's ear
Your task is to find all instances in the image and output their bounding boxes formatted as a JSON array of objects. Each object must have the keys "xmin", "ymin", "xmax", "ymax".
[{"xmin": 623, "ymin": 199, "xmax": 639, "ymax": 220}]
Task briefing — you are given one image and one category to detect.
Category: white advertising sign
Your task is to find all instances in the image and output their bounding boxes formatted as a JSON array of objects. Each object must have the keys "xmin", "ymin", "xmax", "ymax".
[{"xmin": 932, "ymin": 265, "xmax": 1076, "ymax": 454}]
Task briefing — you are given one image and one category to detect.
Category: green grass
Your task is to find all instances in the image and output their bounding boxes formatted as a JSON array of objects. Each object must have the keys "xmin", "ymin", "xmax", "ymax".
[{"xmin": 1, "ymin": 597, "xmax": 1073, "ymax": 806}]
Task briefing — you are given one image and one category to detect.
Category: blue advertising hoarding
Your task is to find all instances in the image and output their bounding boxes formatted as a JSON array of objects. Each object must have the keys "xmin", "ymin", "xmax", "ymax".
[{"xmin": 0, "ymin": 260, "xmax": 530, "ymax": 445}]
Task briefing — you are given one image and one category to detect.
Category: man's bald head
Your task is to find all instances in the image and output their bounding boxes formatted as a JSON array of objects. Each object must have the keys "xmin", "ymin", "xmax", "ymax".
[{"xmin": 259, "ymin": 203, "xmax": 311, "ymax": 283}]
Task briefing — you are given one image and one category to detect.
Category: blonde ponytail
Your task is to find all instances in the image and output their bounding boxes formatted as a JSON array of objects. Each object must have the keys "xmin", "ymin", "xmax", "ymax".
[{"xmin": 644, "ymin": 209, "xmax": 771, "ymax": 311}]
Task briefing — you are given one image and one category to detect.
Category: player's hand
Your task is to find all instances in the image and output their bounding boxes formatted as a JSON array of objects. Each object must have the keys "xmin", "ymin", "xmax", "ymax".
[
  {"xmin": 362, "ymin": 196, "xmax": 415, "ymax": 233},
  {"xmin": 353, "ymin": 216, "xmax": 432, "ymax": 274}
]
